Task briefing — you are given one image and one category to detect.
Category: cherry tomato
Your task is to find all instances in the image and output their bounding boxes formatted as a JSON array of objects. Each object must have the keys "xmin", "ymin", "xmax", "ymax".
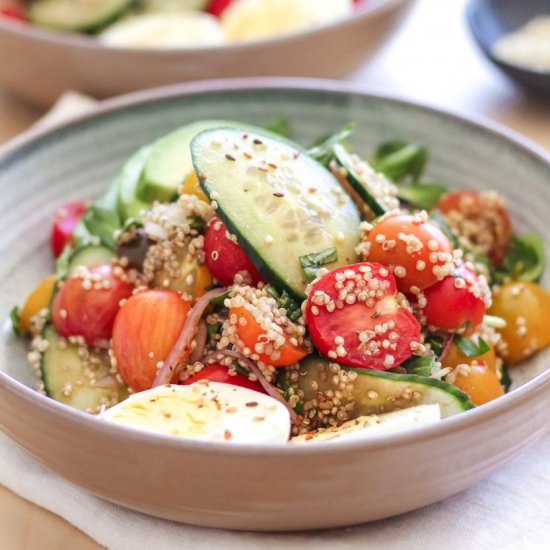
[
  {"xmin": 52, "ymin": 264, "xmax": 134, "ymax": 346},
  {"xmin": 363, "ymin": 212, "xmax": 454, "ymax": 293},
  {"xmin": 441, "ymin": 332, "xmax": 497, "ymax": 372},
  {"xmin": 450, "ymin": 364, "xmax": 504, "ymax": 406},
  {"xmin": 206, "ymin": 0, "xmax": 233, "ymax": 16},
  {"xmin": 436, "ymin": 189, "xmax": 512, "ymax": 266},
  {"xmin": 50, "ymin": 201, "xmax": 87, "ymax": 258},
  {"xmin": 0, "ymin": 6, "xmax": 27, "ymax": 22},
  {"xmin": 422, "ymin": 264, "xmax": 488, "ymax": 331},
  {"xmin": 182, "ymin": 364, "xmax": 266, "ymax": 393},
  {"xmin": 306, "ymin": 263, "xmax": 421, "ymax": 370},
  {"xmin": 179, "ymin": 171, "xmax": 208, "ymax": 202},
  {"xmin": 113, "ymin": 290, "xmax": 191, "ymax": 391},
  {"xmin": 489, "ymin": 281, "xmax": 550, "ymax": 364},
  {"xmin": 20, "ymin": 274, "xmax": 56, "ymax": 334},
  {"xmin": 204, "ymin": 217, "xmax": 264, "ymax": 286},
  {"xmin": 230, "ymin": 305, "xmax": 308, "ymax": 367}
]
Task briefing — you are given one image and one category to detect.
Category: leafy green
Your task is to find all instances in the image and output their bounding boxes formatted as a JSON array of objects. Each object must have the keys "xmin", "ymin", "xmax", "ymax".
[
  {"xmin": 10, "ymin": 306, "xmax": 21, "ymax": 336},
  {"xmin": 453, "ymin": 334, "xmax": 490, "ymax": 358},
  {"xmin": 264, "ymin": 117, "xmax": 290, "ymax": 138},
  {"xmin": 500, "ymin": 365, "xmax": 512, "ymax": 393},
  {"xmin": 209, "ymin": 291, "xmax": 229, "ymax": 307},
  {"xmin": 81, "ymin": 206, "xmax": 120, "ymax": 249},
  {"xmin": 371, "ymin": 141, "xmax": 428, "ymax": 183},
  {"xmin": 494, "ymin": 233, "xmax": 545, "ymax": 283},
  {"xmin": 424, "ymin": 332, "xmax": 447, "ymax": 357},
  {"xmin": 266, "ymin": 286, "xmax": 302, "ymax": 322},
  {"xmin": 397, "ymin": 182, "xmax": 448, "ymax": 209},
  {"xmin": 55, "ymin": 244, "xmax": 74, "ymax": 280},
  {"xmin": 207, "ymin": 322, "xmax": 222, "ymax": 337},
  {"xmin": 403, "ymin": 354, "xmax": 437, "ymax": 377},
  {"xmin": 299, "ymin": 247, "xmax": 338, "ymax": 282},
  {"xmin": 308, "ymin": 123, "xmax": 354, "ymax": 166},
  {"xmin": 189, "ymin": 215, "xmax": 206, "ymax": 233},
  {"xmin": 120, "ymin": 217, "xmax": 143, "ymax": 233}
]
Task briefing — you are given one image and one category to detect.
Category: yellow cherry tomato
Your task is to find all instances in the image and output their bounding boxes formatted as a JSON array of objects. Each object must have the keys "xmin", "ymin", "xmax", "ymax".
[
  {"xmin": 179, "ymin": 171, "xmax": 208, "ymax": 202},
  {"xmin": 20, "ymin": 274, "xmax": 56, "ymax": 333},
  {"xmin": 451, "ymin": 363, "xmax": 504, "ymax": 406},
  {"xmin": 489, "ymin": 281, "xmax": 550, "ymax": 364},
  {"xmin": 154, "ymin": 256, "xmax": 212, "ymax": 302},
  {"xmin": 441, "ymin": 332, "xmax": 497, "ymax": 372}
]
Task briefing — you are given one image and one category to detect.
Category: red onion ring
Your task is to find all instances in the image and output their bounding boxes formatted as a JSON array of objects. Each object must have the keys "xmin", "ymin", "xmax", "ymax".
[
  {"xmin": 189, "ymin": 319, "xmax": 207, "ymax": 364},
  {"xmin": 153, "ymin": 288, "xmax": 226, "ymax": 387}
]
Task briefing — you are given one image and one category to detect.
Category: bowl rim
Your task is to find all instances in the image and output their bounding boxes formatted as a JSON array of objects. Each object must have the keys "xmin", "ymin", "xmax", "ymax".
[
  {"xmin": 2, "ymin": 76, "xmax": 550, "ymax": 457},
  {"xmin": 0, "ymin": 0, "xmax": 408, "ymax": 55}
]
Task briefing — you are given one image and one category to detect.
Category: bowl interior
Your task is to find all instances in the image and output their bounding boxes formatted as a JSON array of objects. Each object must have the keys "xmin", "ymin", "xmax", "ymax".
[{"xmin": 1, "ymin": 82, "xmax": 549, "ymax": 404}]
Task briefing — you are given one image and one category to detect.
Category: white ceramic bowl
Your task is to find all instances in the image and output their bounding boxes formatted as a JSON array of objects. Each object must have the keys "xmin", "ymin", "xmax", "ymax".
[
  {"xmin": 0, "ymin": 0, "xmax": 409, "ymax": 106},
  {"xmin": 1, "ymin": 78, "xmax": 549, "ymax": 531}
]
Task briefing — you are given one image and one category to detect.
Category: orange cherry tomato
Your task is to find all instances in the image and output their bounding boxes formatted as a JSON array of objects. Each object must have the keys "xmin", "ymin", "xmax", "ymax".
[
  {"xmin": 441, "ymin": 333, "xmax": 497, "ymax": 372},
  {"xmin": 113, "ymin": 290, "xmax": 191, "ymax": 392},
  {"xmin": 450, "ymin": 363, "xmax": 504, "ymax": 406},
  {"xmin": 436, "ymin": 189, "xmax": 512, "ymax": 266},
  {"xmin": 20, "ymin": 274, "xmax": 56, "ymax": 333},
  {"xmin": 364, "ymin": 212, "xmax": 454, "ymax": 293},
  {"xmin": 489, "ymin": 281, "xmax": 550, "ymax": 364},
  {"xmin": 230, "ymin": 305, "xmax": 308, "ymax": 367}
]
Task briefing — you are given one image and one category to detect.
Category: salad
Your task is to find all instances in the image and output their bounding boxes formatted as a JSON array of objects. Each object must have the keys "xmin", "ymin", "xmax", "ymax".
[
  {"xmin": 12, "ymin": 119, "xmax": 550, "ymax": 444},
  {"xmin": 0, "ymin": 0, "xmax": 358, "ymax": 49}
]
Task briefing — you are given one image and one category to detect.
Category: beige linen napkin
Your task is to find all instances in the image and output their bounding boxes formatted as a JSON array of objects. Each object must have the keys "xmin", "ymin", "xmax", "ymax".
[{"xmin": 1, "ymin": 93, "xmax": 550, "ymax": 549}]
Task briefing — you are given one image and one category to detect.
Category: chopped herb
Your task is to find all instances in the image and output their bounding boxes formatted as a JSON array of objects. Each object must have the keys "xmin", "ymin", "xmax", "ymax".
[
  {"xmin": 189, "ymin": 215, "xmax": 206, "ymax": 232},
  {"xmin": 81, "ymin": 205, "xmax": 120, "ymax": 249},
  {"xmin": 207, "ymin": 322, "xmax": 221, "ymax": 337},
  {"xmin": 299, "ymin": 247, "xmax": 338, "ymax": 281},
  {"xmin": 494, "ymin": 233, "xmax": 545, "ymax": 283},
  {"xmin": 424, "ymin": 332, "xmax": 447, "ymax": 357},
  {"xmin": 120, "ymin": 217, "xmax": 143, "ymax": 233},
  {"xmin": 371, "ymin": 141, "xmax": 428, "ymax": 183},
  {"xmin": 397, "ymin": 182, "xmax": 448, "ymax": 210},
  {"xmin": 264, "ymin": 117, "xmax": 290, "ymax": 138},
  {"xmin": 403, "ymin": 354, "xmax": 436, "ymax": 377},
  {"xmin": 266, "ymin": 285, "xmax": 302, "ymax": 322},
  {"xmin": 10, "ymin": 306, "xmax": 21, "ymax": 336},
  {"xmin": 234, "ymin": 363, "xmax": 251, "ymax": 377},
  {"xmin": 454, "ymin": 334, "xmax": 490, "ymax": 358},
  {"xmin": 308, "ymin": 123, "xmax": 354, "ymax": 166},
  {"xmin": 500, "ymin": 365, "xmax": 512, "ymax": 393},
  {"xmin": 55, "ymin": 244, "xmax": 74, "ymax": 280},
  {"xmin": 209, "ymin": 290, "xmax": 229, "ymax": 307}
]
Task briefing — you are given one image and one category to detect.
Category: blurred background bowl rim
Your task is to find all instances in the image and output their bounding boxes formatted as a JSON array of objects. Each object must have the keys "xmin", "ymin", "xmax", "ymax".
[
  {"xmin": 2, "ymin": 76, "xmax": 550, "ymax": 456},
  {"xmin": 0, "ymin": 0, "xmax": 409, "ymax": 55},
  {"xmin": 465, "ymin": 0, "xmax": 550, "ymax": 78}
]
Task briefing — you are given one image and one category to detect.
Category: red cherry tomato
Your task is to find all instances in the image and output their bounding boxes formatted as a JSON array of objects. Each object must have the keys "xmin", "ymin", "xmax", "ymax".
[
  {"xmin": 436, "ymin": 189, "xmax": 512, "ymax": 266},
  {"xmin": 51, "ymin": 263, "xmax": 134, "ymax": 346},
  {"xmin": 206, "ymin": 0, "xmax": 233, "ymax": 16},
  {"xmin": 50, "ymin": 201, "xmax": 87, "ymax": 258},
  {"xmin": 113, "ymin": 290, "xmax": 191, "ymax": 392},
  {"xmin": 306, "ymin": 263, "xmax": 421, "ymax": 370},
  {"xmin": 0, "ymin": 6, "xmax": 27, "ymax": 22},
  {"xmin": 204, "ymin": 217, "xmax": 264, "ymax": 286},
  {"xmin": 422, "ymin": 264, "xmax": 488, "ymax": 331},
  {"xmin": 363, "ymin": 212, "xmax": 454, "ymax": 293},
  {"xmin": 182, "ymin": 364, "xmax": 266, "ymax": 393}
]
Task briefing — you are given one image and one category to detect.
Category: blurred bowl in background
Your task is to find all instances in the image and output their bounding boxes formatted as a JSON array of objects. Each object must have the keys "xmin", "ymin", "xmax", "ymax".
[
  {"xmin": 0, "ymin": 0, "xmax": 410, "ymax": 106},
  {"xmin": 466, "ymin": 0, "xmax": 550, "ymax": 94}
]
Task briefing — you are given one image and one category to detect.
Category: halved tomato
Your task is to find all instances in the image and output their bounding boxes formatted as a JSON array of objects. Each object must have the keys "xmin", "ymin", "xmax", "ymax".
[{"xmin": 182, "ymin": 364, "xmax": 266, "ymax": 393}]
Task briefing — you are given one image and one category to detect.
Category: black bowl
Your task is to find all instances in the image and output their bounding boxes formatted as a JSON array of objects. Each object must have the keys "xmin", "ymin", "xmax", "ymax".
[{"xmin": 466, "ymin": 0, "xmax": 550, "ymax": 94}]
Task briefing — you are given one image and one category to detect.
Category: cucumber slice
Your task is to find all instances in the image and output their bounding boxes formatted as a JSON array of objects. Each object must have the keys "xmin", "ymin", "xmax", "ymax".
[
  {"xmin": 29, "ymin": 0, "xmax": 136, "ymax": 33},
  {"xmin": 41, "ymin": 326, "xmax": 127, "ymax": 413},
  {"xmin": 137, "ymin": 120, "xmax": 278, "ymax": 204},
  {"xmin": 139, "ymin": 0, "xmax": 208, "ymax": 13},
  {"xmin": 295, "ymin": 356, "xmax": 474, "ymax": 418},
  {"xmin": 68, "ymin": 244, "xmax": 116, "ymax": 276},
  {"xmin": 191, "ymin": 128, "xmax": 361, "ymax": 299},
  {"xmin": 332, "ymin": 143, "xmax": 399, "ymax": 219},
  {"xmin": 116, "ymin": 144, "xmax": 153, "ymax": 222}
]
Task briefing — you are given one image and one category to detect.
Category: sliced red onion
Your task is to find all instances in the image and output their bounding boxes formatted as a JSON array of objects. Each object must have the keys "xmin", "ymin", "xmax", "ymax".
[
  {"xmin": 189, "ymin": 319, "xmax": 207, "ymax": 364},
  {"xmin": 203, "ymin": 349, "xmax": 297, "ymax": 422},
  {"xmin": 153, "ymin": 288, "xmax": 226, "ymax": 387},
  {"xmin": 437, "ymin": 333, "xmax": 453, "ymax": 362}
]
